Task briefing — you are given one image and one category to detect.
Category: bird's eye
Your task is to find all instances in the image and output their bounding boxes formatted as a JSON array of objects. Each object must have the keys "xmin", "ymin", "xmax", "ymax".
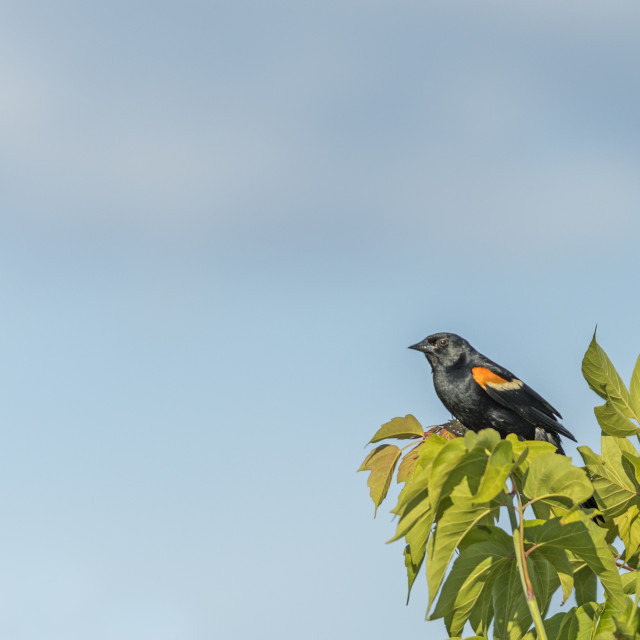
[{"xmin": 439, "ymin": 338, "xmax": 448, "ymax": 347}]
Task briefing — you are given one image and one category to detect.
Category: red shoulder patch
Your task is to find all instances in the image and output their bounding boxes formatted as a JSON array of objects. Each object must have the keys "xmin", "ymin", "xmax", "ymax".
[
  {"xmin": 472, "ymin": 367, "xmax": 507, "ymax": 388},
  {"xmin": 472, "ymin": 367, "xmax": 523, "ymax": 391}
]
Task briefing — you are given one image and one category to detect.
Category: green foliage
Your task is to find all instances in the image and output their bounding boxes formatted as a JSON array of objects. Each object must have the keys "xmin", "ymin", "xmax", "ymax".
[
  {"xmin": 358, "ymin": 444, "xmax": 402, "ymax": 516},
  {"xmin": 368, "ymin": 414, "xmax": 425, "ymax": 443},
  {"xmin": 359, "ymin": 332, "xmax": 640, "ymax": 639},
  {"xmin": 582, "ymin": 330, "xmax": 640, "ymax": 436}
]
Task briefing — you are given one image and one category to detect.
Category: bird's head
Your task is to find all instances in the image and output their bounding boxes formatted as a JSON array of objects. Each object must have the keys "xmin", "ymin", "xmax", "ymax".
[{"xmin": 408, "ymin": 332, "xmax": 470, "ymax": 368}]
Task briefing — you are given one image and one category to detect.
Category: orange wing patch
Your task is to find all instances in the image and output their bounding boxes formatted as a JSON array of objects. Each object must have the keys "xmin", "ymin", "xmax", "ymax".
[{"xmin": 472, "ymin": 367, "xmax": 524, "ymax": 391}]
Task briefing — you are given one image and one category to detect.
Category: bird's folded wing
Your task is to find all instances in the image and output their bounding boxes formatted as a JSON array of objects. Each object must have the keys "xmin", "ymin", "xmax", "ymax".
[
  {"xmin": 471, "ymin": 365, "xmax": 576, "ymax": 443},
  {"xmin": 482, "ymin": 382, "xmax": 577, "ymax": 443}
]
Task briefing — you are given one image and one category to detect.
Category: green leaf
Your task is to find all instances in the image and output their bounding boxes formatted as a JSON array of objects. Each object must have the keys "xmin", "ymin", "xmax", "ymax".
[
  {"xmin": 472, "ymin": 439, "xmax": 514, "ymax": 504},
  {"xmin": 426, "ymin": 438, "xmax": 470, "ymax": 513},
  {"xmin": 601, "ymin": 598, "xmax": 637, "ymax": 638},
  {"xmin": 621, "ymin": 570, "xmax": 640, "ymax": 595},
  {"xmin": 606, "ymin": 384, "xmax": 640, "ymax": 426},
  {"xmin": 556, "ymin": 602, "xmax": 602, "ymax": 640},
  {"xmin": 631, "ymin": 577, "xmax": 640, "ymax": 621},
  {"xmin": 622, "ymin": 451, "xmax": 640, "ymax": 488},
  {"xmin": 582, "ymin": 330, "xmax": 630, "ymax": 405},
  {"xmin": 542, "ymin": 612, "xmax": 569, "ymax": 639},
  {"xmin": 582, "ymin": 333, "xmax": 640, "ymax": 431},
  {"xmin": 523, "ymin": 453, "xmax": 594, "ymax": 511},
  {"xmin": 468, "ymin": 576, "xmax": 495, "ymax": 638},
  {"xmin": 630, "ymin": 354, "xmax": 640, "ymax": 418},
  {"xmin": 358, "ymin": 444, "xmax": 402, "ymax": 515},
  {"xmin": 426, "ymin": 499, "xmax": 499, "ymax": 614},
  {"xmin": 393, "ymin": 436, "xmax": 446, "ymax": 517},
  {"xmin": 594, "ymin": 400, "xmax": 640, "ymax": 437},
  {"xmin": 388, "ymin": 494, "xmax": 431, "ymax": 543},
  {"xmin": 515, "ymin": 612, "xmax": 569, "ymax": 640},
  {"xmin": 401, "ymin": 509, "xmax": 434, "ymax": 602},
  {"xmin": 448, "ymin": 451, "xmax": 492, "ymax": 503},
  {"xmin": 574, "ymin": 565, "xmax": 597, "ymax": 606},
  {"xmin": 529, "ymin": 553, "xmax": 562, "ymax": 615},
  {"xmin": 532, "ymin": 545, "xmax": 573, "ymax": 604},
  {"xmin": 397, "ymin": 509, "xmax": 435, "ymax": 603},
  {"xmin": 439, "ymin": 560, "xmax": 502, "ymax": 637},
  {"xmin": 396, "ymin": 442, "xmax": 423, "ymax": 483},
  {"xmin": 627, "ymin": 571, "xmax": 640, "ymax": 624},
  {"xmin": 611, "ymin": 614, "xmax": 637, "ymax": 640},
  {"xmin": 525, "ymin": 517, "xmax": 626, "ymax": 611},
  {"xmin": 465, "ymin": 427, "xmax": 501, "ymax": 452},
  {"xmin": 507, "ymin": 435, "xmax": 557, "ymax": 457},
  {"xmin": 393, "ymin": 467, "xmax": 430, "ymax": 517},
  {"xmin": 403, "ymin": 543, "xmax": 424, "ymax": 603},
  {"xmin": 368, "ymin": 415, "xmax": 425, "ymax": 444},
  {"xmin": 405, "ymin": 509, "xmax": 433, "ymax": 557},
  {"xmin": 430, "ymin": 528, "xmax": 513, "ymax": 636},
  {"xmin": 492, "ymin": 558, "xmax": 533, "ymax": 640},
  {"xmin": 507, "ymin": 434, "xmax": 558, "ymax": 475},
  {"xmin": 413, "ymin": 432, "xmax": 448, "ymax": 474},
  {"xmin": 603, "ymin": 432, "xmax": 638, "ymax": 458},
  {"xmin": 580, "ymin": 439, "xmax": 640, "ymax": 518}
]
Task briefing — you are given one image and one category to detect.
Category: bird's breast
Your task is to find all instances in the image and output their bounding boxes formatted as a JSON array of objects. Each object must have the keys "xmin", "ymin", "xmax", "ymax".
[{"xmin": 432, "ymin": 367, "xmax": 483, "ymax": 415}]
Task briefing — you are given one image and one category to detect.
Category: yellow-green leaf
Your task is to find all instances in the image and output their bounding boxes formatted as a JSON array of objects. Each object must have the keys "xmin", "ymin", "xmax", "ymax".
[
  {"xmin": 387, "ymin": 495, "xmax": 431, "ymax": 543},
  {"xmin": 492, "ymin": 558, "xmax": 533, "ymax": 640},
  {"xmin": 542, "ymin": 613, "xmax": 569, "ymax": 640},
  {"xmin": 582, "ymin": 330, "xmax": 629, "ymax": 404},
  {"xmin": 427, "ymin": 438, "xmax": 469, "ymax": 513},
  {"xmin": 595, "ymin": 400, "xmax": 640, "ymax": 437},
  {"xmin": 630, "ymin": 354, "xmax": 640, "ymax": 418},
  {"xmin": 413, "ymin": 433, "xmax": 448, "ymax": 474},
  {"xmin": 358, "ymin": 444, "xmax": 402, "ymax": 515},
  {"xmin": 523, "ymin": 453, "xmax": 594, "ymax": 510},
  {"xmin": 472, "ymin": 439, "xmax": 514, "ymax": 504},
  {"xmin": 430, "ymin": 529, "xmax": 512, "ymax": 635},
  {"xmin": 579, "ymin": 440, "xmax": 640, "ymax": 518},
  {"xmin": 400, "ymin": 510, "xmax": 434, "ymax": 601},
  {"xmin": 622, "ymin": 451, "xmax": 640, "ymax": 488},
  {"xmin": 556, "ymin": 602, "xmax": 602, "ymax": 640},
  {"xmin": 525, "ymin": 517, "xmax": 626, "ymax": 611},
  {"xmin": 613, "ymin": 503, "xmax": 640, "ymax": 560},
  {"xmin": 393, "ymin": 436, "xmax": 447, "ymax": 517},
  {"xmin": 397, "ymin": 442, "xmax": 423, "ymax": 484},
  {"xmin": 368, "ymin": 414, "xmax": 425, "ymax": 444},
  {"xmin": 448, "ymin": 451, "xmax": 491, "ymax": 503},
  {"xmin": 426, "ymin": 499, "xmax": 499, "ymax": 613},
  {"xmin": 532, "ymin": 545, "xmax": 574, "ymax": 604},
  {"xmin": 621, "ymin": 570, "xmax": 640, "ymax": 595},
  {"xmin": 464, "ymin": 427, "xmax": 501, "ymax": 452},
  {"xmin": 403, "ymin": 540, "xmax": 425, "ymax": 603},
  {"xmin": 573, "ymin": 565, "xmax": 597, "ymax": 606},
  {"xmin": 507, "ymin": 435, "xmax": 557, "ymax": 477}
]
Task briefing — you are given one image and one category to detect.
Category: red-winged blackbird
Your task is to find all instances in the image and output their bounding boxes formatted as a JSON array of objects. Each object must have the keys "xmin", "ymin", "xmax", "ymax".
[{"xmin": 409, "ymin": 332, "xmax": 599, "ymax": 515}]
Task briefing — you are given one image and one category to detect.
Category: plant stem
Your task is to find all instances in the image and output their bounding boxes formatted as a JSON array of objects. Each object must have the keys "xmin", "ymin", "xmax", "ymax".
[
  {"xmin": 513, "ymin": 529, "xmax": 548, "ymax": 640},
  {"xmin": 616, "ymin": 559, "xmax": 636, "ymax": 572},
  {"xmin": 510, "ymin": 474, "xmax": 548, "ymax": 640}
]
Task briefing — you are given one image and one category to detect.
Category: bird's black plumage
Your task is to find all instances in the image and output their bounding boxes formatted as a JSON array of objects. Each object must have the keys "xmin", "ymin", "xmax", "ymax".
[
  {"xmin": 409, "ymin": 332, "xmax": 575, "ymax": 451},
  {"xmin": 409, "ymin": 332, "xmax": 599, "ymax": 516}
]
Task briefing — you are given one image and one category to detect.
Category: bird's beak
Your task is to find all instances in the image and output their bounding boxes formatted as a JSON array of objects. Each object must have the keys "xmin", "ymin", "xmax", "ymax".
[{"xmin": 408, "ymin": 340, "xmax": 434, "ymax": 354}]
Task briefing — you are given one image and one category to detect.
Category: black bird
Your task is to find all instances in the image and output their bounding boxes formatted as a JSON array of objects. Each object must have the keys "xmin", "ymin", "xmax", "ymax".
[
  {"xmin": 408, "ymin": 332, "xmax": 575, "ymax": 452},
  {"xmin": 409, "ymin": 332, "xmax": 599, "ymax": 516}
]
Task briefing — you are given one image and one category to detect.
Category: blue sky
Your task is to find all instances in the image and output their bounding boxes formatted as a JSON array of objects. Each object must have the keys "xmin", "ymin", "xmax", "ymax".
[{"xmin": 1, "ymin": 2, "xmax": 640, "ymax": 639}]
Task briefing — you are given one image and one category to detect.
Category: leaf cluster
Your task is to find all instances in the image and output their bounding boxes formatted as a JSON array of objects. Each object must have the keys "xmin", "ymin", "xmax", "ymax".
[{"xmin": 359, "ymin": 331, "xmax": 640, "ymax": 639}]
